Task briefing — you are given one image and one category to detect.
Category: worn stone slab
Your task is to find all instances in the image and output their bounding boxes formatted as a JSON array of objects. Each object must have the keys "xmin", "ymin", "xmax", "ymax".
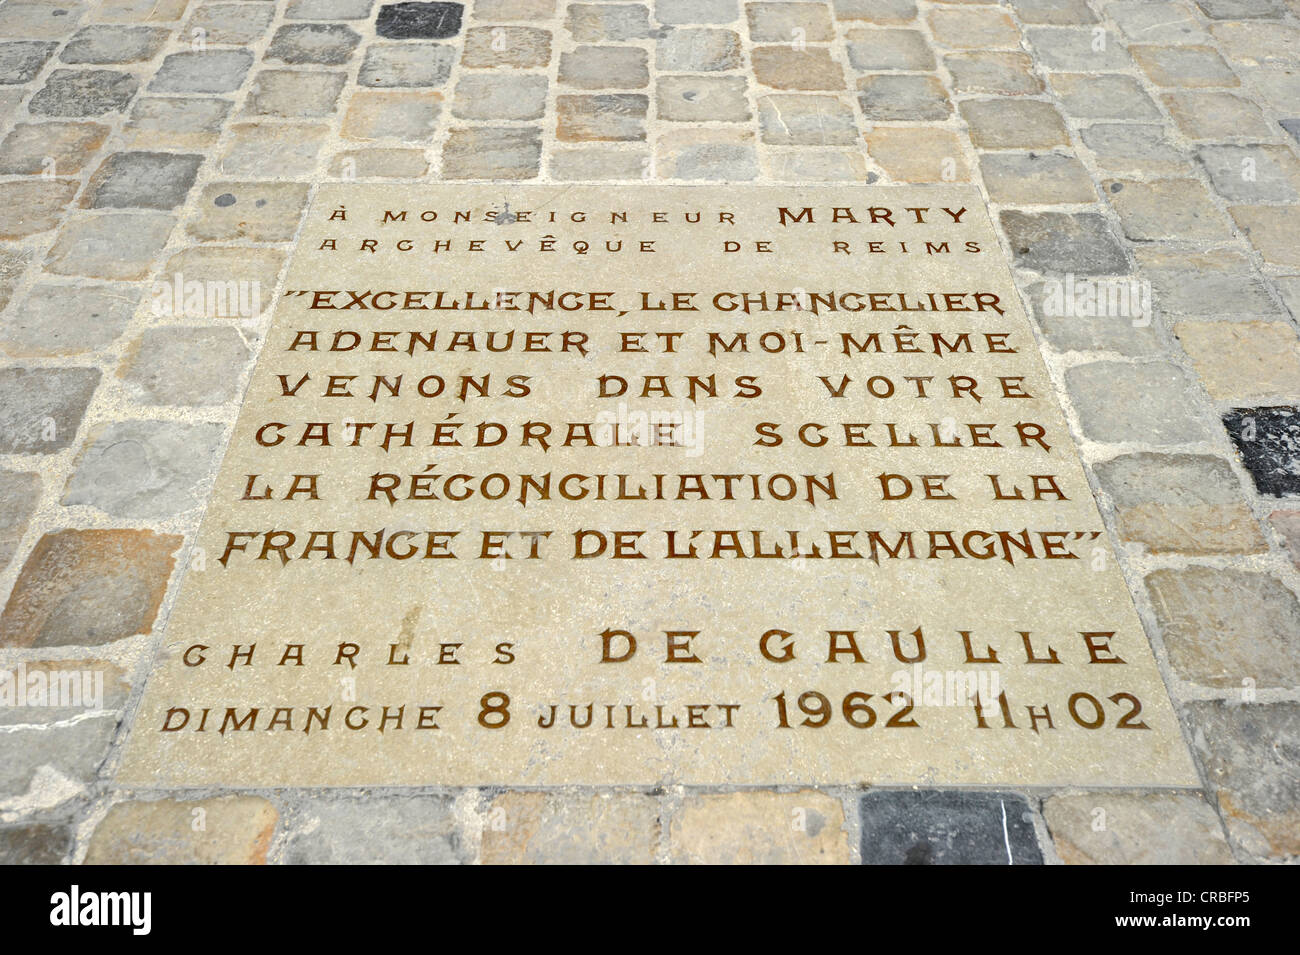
[{"xmin": 119, "ymin": 185, "xmax": 1197, "ymax": 788}]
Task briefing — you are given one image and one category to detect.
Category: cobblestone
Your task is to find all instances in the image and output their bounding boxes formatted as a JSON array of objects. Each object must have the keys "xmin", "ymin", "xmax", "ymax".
[
  {"xmin": 1148, "ymin": 567, "xmax": 1300, "ymax": 688},
  {"xmin": 86, "ymin": 797, "xmax": 277, "ymax": 864},
  {"xmin": 481, "ymin": 791, "xmax": 659, "ymax": 864},
  {"xmin": 0, "ymin": 528, "xmax": 179, "ymax": 648},
  {"xmin": 29, "ymin": 69, "xmax": 140, "ymax": 117},
  {"xmin": 1066, "ymin": 361, "xmax": 1212, "ymax": 444},
  {"xmin": 672, "ymin": 790, "xmax": 849, "ymax": 864},
  {"xmin": 1044, "ymin": 793, "xmax": 1234, "ymax": 864},
  {"xmin": 1095, "ymin": 453, "xmax": 1265, "ymax": 554}
]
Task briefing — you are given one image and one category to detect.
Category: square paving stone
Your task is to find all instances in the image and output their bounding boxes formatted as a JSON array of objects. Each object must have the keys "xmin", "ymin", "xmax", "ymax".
[
  {"xmin": 1176, "ymin": 321, "xmax": 1300, "ymax": 400},
  {"xmin": 944, "ymin": 51, "xmax": 1042, "ymax": 95},
  {"xmin": 60, "ymin": 25, "xmax": 169, "ymax": 64},
  {"xmin": 43, "ymin": 212, "xmax": 175, "ymax": 279},
  {"xmin": 96, "ymin": 0, "xmax": 189, "ymax": 22},
  {"xmin": 483, "ymin": 792, "xmax": 660, "ymax": 864},
  {"xmin": 0, "ymin": 41, "xmax": 58, "ymax": 84},
  {"xmin": 928, "ymin": 8, "xmax": 1020, "ymax": 49},
  {"xmin": 655, "ymin": 127, "xmax": 757, "ymax": 179},
  {"xmin": 160, "ymin": 245, "xmax": 284, "ymax": 318},
  {"xmin": 1105, "ymin": 178, "xmax": 1233, "ymax": 241},
  {"xmin": 550, "ymin": 146, "xmax": 650, "ymax": 180},
  {"xmin": 0, "ymin": 121, "xmax": 109, "ymax": 175},
  {"xmin": 1207, "ymin": 21, "xmax": 1299, "ymax": 62},
  {"xmin": 149, "ymin": 50, "xmax": 254, "ymax": 93},
  {"xmin": 656, "ymin": 28, "xmax": 741, "ymax": 71},
  {"xmin": 124, "ymin": 97, "xmax": 232, "ymax": 149},
  {"xmin": 0, "ymin": 717, "xmax": 118, "ymax": 801},
  {"xmin": 329, "ymin": 148, "xmax": 428, "ymax": 178},
  {"xmin": 1184, "ymin": 701, "xmax": 1299, "ymax": 861},
  {"xmin": 188, "ymin": 182, "xmax": 311, "ymax": 241},
  {"xmin": 1147, "ymin": 567, "xmax": 1300, "ymax": 687},
  {"xmin": 764, "ymin": 148, "xmax": 867, "ymax": 181},
  {"xmin": 287, "ymin": 0, "xmax": 375, "ymax": 17},
  {"xmin": 473, "ymin": 0, "xmax": 554, "ymax": 18},
  {"xmin": 0, "ymin": 3, "xmax": 86, "ymax": 40},
  {"xmin": 1109, "ymin": 2, "xmax": 1210, "ymax": 45},
  {"xmin": 1132, "ymin": 43, "xmax": 1239, "ymax": 87},
  {"xmin": 1199, "ymin": 144, "xmax": 1300, "ymax": 201},
  {"xmin": 753, "ymin": 46, "xmax": 845, "ymax": 90},
  {"xmin": 747, "ymin": 2, "xmax": 835, "ymax": 42},
  {"xmin": 657, "ymin": 75, "xmax": 751, "ymax": 121},
  {"xmin": 960, "ymin": 98, "xmax": 1068, "ymax": 148},
  {"xmin": 219, "ymin": 123, "xmax": 328, "ymax": 177},
  {"xmin": 999, "ymin": 210, "xmax": 1128, "ymax": 274},
  {"xmin": 1, "ymin": 282, "xmax": 140, "ymax": 357},
  {"xmin": 859, "ymin": 791, "xmax": 1042, "ymax": 865},
  {"xmin": 376, "ymin": 2, "xmax": 463, "ymax": 38},
  {"xmin": 343, "ymin": 90, "xmax": 439, "ymax": 140},
  {"xmin": 1223, "ymin": 406, "xmax": 1300, "ymax": 496},
  {"xmin": 1080, "ymin": 123, "xmax": 1188, "ymax": 177},
  {"xmin": 757, "ymin": 94, "xmax": 858, "ymax": 145},
  {"xmin": 85, "ymin": 797, "xmax": 278, "ymax": 864},
  {"xmin": 1026, "ymin": 27, "xmax": 1133, "ymax": 70},
  {"xmin": 0, "ymin": 470, "xmax": 40, "ymax": 571},
  {"xmin": 245, "ymin": 69, "xmax": 347, "ymax": 115},
  {"xmin": 1052, "ymin": 74, "xmax": 1161, "ymax": 120},
  {"xmin": 0, "ymin": 179, "xmax": 78, "ymax": 238},
  {"xmin": 284, "ymin": 795, "xmax": 465, "ymax": 864},
  {"xmin": 656, "ymin": 0, "xmax": 738, "ymax": 24},
  {"xmin": 1195, "ymin": 0, "xmax": 1286, "ymax": 16},
  {"xmin": 452, "ymin": 73, "xmax": 548, "ymax": 120},
  {"xmin": 62, "ymin": 420, "xmax": 225, "ymax": 518},
  {"xmin": 864, "ymin": 126, "xmax": 968, "ymax": 181},
  {"xmin": 672, "ymin": 791, "xmax": 848, "ymax": 864},
  {"xmin": 1044, "ymin": 793, "xmax": 1233, "ymax": 864},
  {"xmin": 82, "ymin": 151, "xmax": 203, "ymax": 209},
  {"xmin": 1229, "ymin": 205, "xmax": 1300, "ymax": 267},
  {"xmin": 1066, "ymin": 361, "xmax": 1211, "ymax": 444},
  {"xmin": 186, "ymin": 3, "xmax": 276, "ymax": 44},
  {"xmin": 358, "ymin": 43, "xmax": 455, "ymax": 87},
  {"xmin": 1163, "ymin": 90, "xmax": 1274, "ymax": 139},
  {"xmin": 569, "ymin": 4, "xmax": 653, "ymax": 42},
  {"xmin": 981, "ymin": 153, "xmax": 1096, "ymax": 204},
  {"xmin": 845, "ymin": 29, "xmax": 935, "ymax": 70},
  {"xmin": 832, "ymin": 0, "xmax": 916, "ymax": 21},
  {"xmin": 29, "ymin": 69, "xmax": 139, "ymax": 116},
  {"xmin": 1025, "ymin": 279, "xmax": 1160, "ymax": 355},
  {"xmin": 1094, "ymin": 453, "xmax": 1265, "ymax": 554},
  {"xmin": 560, "ymin": 46, "xmax": 649, "ymax": 89},
  {"xmin": 267, "ymin": 24, "xmax": 362, "ymax": 65},
  {"xmin": 441, "ymin": 126, "xmax": 541, "ymax": 178},
  {"xmin": 857, "ymin": 74, "xmax": 949, "ymax": 118},
  {"xmin": 556, "ymin": 93, "xmax": 648, "ymax": 141},
  {"xmin": 462, "ymin": 26, "xmax": 553, "ymax": 68},
  {"xmin": 0, "ymin": 367, "xmax": 100, "ymax": 454},
  {"xmin": 1136, "ymin": 247, "xmax": 1280, "ymax": 317}
]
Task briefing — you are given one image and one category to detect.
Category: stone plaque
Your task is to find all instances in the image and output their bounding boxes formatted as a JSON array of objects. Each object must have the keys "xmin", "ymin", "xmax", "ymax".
[{"xmin": 119, "ymin": 185, "xmax": 1199, "ymax": 787}]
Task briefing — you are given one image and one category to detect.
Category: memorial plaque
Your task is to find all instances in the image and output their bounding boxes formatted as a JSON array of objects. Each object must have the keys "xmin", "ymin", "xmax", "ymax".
[{"xmin": 119, "ymin": 185, "xmax": 1199, "ymax": 787}]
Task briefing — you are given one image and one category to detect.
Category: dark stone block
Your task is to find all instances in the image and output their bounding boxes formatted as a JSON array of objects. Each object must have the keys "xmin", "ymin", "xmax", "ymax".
[
  {"xmin": 376, "ymin": 2, "xmax": 463, "ymax": 39},
  {"xmin": 1224, "ymin": 407, "xmax": 1300, "ymax": 497},
  {"xmin": 859, "ymin": 791, "xmax": 1043, "ymax": 865}
]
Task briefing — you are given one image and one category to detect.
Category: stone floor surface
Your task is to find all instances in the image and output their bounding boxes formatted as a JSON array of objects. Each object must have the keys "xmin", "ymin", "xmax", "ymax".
[{"xmin": 0, "ymin": 0, "xmax": 1298, "ymax": 864}]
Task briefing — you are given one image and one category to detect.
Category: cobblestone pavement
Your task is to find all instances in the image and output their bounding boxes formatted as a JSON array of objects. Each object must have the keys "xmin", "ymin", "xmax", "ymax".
[{"xmin": 0, "ymin": 0, "xmax": 1298, "ymax": 865}]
